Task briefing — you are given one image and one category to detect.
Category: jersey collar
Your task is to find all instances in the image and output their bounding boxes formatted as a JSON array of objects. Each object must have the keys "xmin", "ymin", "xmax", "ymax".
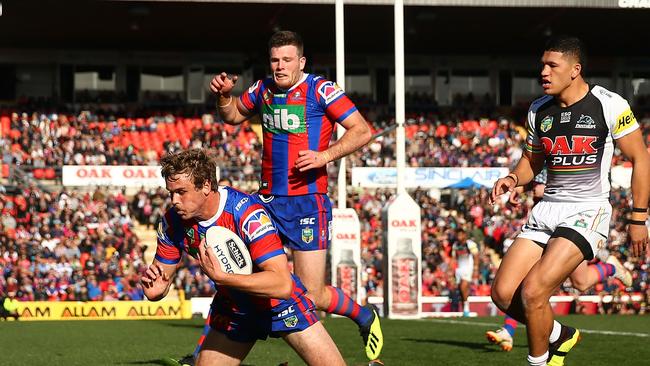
[
  {"xmin": 198, "ymin": 186, "xmax": 228, "ymax": 227},
  {"xmin": 278, "ymin": 73, "xmax": 308, "ymax": 93}
]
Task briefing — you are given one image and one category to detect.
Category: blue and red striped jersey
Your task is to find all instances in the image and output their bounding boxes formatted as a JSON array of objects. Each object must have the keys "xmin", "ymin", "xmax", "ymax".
[
  {"xmin": 240, "ymin": 73, "xmax": 357, "ymax": 196},
  {"xmin": 154, "ymin": 186, "xmax": 305, "ymax": 313}
]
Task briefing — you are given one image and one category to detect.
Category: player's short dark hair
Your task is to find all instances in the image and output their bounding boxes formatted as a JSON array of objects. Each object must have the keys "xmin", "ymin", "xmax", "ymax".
[
  {"xmin": 268, "ymin": 30, "xmax": 304, "ymax": 56},
  {"xmin": 160, "ymin": 149, "xmax": 218, "ymax": 192},
  {"xmin": 544, "ymin": 35, "xmax": 587, "ymax": 72}
]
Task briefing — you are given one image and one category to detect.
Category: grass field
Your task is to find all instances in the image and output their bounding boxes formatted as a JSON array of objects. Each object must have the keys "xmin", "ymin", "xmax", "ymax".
[{"xmin": 2, "ymin": 315, "xmax": 649, "ymax": 365}]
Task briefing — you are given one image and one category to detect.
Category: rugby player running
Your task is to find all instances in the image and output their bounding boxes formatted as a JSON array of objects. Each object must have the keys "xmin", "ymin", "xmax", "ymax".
[
  {"xmin": 210, "ymin": 30, "xmax": 382, "ymax": 361},
  {"xmin": 489, "ymin": 36, "xmax": 650, "ymax": 366},
  {"xmin": 142, "ymin": 149, "xmax": 345, "ymax": 366},
  {"xmin": 486, "ymin": 170, "xmax": 634, "ymax": 352}
]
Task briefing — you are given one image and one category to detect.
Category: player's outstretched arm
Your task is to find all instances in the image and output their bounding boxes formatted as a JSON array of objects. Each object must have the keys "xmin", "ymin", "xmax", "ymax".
[
  {"xmin": 198, "ymin": 241, "xmax": 293, "ymax": 300},
  {"xmin": 140, "ymin": 260, "xmax": 176, "ymax": 301},
  {"xmin": 616, "ymin": 129, "xmax": 650, "ymax": 257},
  {"xmin": 295, "ymin": 111, "xmax": 371, "ymax": 172},
  {"xmin": 209, "ymin": 72, "xmax": 252, "ymax": 125}
]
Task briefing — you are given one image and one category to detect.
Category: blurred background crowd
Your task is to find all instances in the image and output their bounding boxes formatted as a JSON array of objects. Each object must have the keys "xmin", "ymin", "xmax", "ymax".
[{"xmin": 1, "ymin": 97, "xmax": 649, "ymax": 315}]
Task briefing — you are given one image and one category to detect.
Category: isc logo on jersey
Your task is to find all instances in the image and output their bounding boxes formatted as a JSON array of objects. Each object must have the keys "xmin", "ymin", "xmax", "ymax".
[
  {"xmin": 262, "ymin": 104, "xmax": 306, "ymax": 133},
  {"xmin": 614, "ymin": 109, "xmax": 637, "ymax": 135},
  {"xmin": 242, "ymin": 208, "xmax": 276, "ymax": 241}
]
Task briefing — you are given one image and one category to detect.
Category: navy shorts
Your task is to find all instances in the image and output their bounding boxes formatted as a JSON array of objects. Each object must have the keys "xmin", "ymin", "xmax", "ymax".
[
  {"xmin": 256, "ymin": 193, "xmax": 332, "ymax": 251},
  {"xmin": 209, "ymin": 291, "xmax": 319, "ymax": 343}
]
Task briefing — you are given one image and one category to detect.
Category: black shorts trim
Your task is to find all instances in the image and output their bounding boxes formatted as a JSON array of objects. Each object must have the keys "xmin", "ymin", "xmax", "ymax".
[
  {"xmin": 550, "ymin": 227, "xmax": 593, "ymax": 260},
  {"xmin": 533, "ymin": 240, "xmax": 546, "ymax": 248}
]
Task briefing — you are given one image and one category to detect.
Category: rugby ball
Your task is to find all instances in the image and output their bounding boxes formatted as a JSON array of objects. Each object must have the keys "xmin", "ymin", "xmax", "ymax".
[{"xmin": 205, "ymin": 226, "xmax": 253, "ymax": 275}]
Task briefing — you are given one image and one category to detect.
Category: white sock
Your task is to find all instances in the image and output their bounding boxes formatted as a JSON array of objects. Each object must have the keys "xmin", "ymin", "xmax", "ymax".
[
  {"xmin": 549, "ymin": 320, "xmax": 562, "ymax": 343},
  {"xmin": 527, "ymin": 351, "xmax": 549, "ymax": 366},
  {"xmin": 463, "ymin": 301, "xmax": 470, "ymax": 313}
]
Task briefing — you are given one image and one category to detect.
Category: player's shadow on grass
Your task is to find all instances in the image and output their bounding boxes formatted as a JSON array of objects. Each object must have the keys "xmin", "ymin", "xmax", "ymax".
[
  {"xmin": 125, "ymin": 360, "xmax": 256, "ymax": 366},
  {"xmin": 403, "ymin": 337, "xmax": 524, "ymax": 352},
  {"xmin": 161, "ymin": 321, "xmax": 205, "ymax": 329},
  {"xmin": 126, "ymin": 360, "xmax": 169, "ymax": 365}
]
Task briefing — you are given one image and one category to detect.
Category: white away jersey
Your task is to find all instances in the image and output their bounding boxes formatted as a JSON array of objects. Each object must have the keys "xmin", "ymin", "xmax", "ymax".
[{"xmin": 525, "ymin": 85, "xmax": 639, "ymax": 202}]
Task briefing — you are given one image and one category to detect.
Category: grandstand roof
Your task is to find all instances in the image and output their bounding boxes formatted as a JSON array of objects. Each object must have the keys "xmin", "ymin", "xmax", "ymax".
[
  {"xmin": 114, "ymin": 0, "xmax": 649, "ymax": 8},
  {"xmin": 2, "ymin": 1, "xmax": 649, "ymax": 57}
]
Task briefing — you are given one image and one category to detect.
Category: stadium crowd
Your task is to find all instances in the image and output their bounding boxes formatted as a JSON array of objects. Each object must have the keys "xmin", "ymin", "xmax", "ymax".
[
  {"xmin": 1, "ymin": 101, "xmax": 649, "ymax": 315},
  {"xmin": 0, "ymin": 183, "xmax": 153, "ymax": 302},
  {"xmin": 1, "ymin": 110, "xmax": 260, "ymax": 188}
]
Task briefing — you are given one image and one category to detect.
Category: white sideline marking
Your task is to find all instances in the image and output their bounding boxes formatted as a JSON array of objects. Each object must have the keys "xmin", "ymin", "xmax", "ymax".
[{"xmin": 421, "ymin": 318, "xmax": 650, "ymax": 338}]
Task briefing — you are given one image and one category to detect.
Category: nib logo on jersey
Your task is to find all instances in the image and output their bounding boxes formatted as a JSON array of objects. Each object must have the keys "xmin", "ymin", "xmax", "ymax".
[
  {"xmin": 262, "ymin": 104, "xmax": 306, "ymax": 134},
  {"xmin": 575, "ymin": 114, "xmax": 596, "ymax": 129}
]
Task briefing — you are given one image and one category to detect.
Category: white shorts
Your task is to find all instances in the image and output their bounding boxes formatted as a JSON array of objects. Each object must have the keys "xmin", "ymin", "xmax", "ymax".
[
  {"xmin": 518, "ymin": 200, "xmax": 611, "ymax": 260},
  {"xmin": 455, "ymin": 259, "xmax": 474, "ymax": 283}
]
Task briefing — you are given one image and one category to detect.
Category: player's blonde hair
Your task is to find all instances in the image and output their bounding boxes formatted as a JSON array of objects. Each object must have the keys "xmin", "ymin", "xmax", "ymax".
[{"xmin": 160, "ymin": 149, "xmax": 219, "ymax": 192}]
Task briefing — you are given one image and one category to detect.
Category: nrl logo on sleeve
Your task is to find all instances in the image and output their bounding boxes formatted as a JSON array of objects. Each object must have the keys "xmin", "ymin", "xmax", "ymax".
[
  {"xmin": 318, "ymin": 81, "xmax": 344, "ymax": 104},
  {"xmin": 540, "ymin": 116, "xmax": 553, "ymax": 133},
  {"xmin": 242, "ymin": 209, "xmax": 275, "ymax": 241}
]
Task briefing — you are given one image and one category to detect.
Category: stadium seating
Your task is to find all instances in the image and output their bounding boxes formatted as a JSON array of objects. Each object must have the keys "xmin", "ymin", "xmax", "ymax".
[{"xmin": 0, "ymin": 106, "xmax": 648, "ymax": 313}]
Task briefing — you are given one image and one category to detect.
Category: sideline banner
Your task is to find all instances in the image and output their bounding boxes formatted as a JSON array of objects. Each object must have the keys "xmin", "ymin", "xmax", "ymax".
[
  {"xmin": 62, "ymin": 165, "xmax": 220, "ymax": 188},
  {"xmin": 16, "ymin": 300, "xmax": 191, "ymax": 321},
  {"xmin": 352, "ymin": 167, "xmax": 508, "ymax": 189},
  {"xmin": 62, "ymin": 165, "xmax": 166, "ymax": 187}
]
